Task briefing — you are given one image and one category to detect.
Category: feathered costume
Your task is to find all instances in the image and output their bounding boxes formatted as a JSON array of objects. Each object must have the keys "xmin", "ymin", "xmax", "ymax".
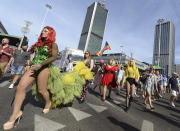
[{"xmin": 29, "ymin": 26, "xmax": 93, "ymax": 108}]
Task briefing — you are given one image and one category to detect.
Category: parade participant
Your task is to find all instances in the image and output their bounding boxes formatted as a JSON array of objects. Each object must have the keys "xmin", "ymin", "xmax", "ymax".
[
  {"xmin": 66, "ymin": 58, "xmax": 74, "ymax": 72},
  {"xmin": 144, "ymin": 66, "xmax": 157, "ymax": 110},
  {"xmin": 5, "ymin": 43, "xmax": 30, "ymax": 89},
  {"xmin": 79, "ymin": 51, "xmax": 94, "ymax": 103},
  {"xmin": 116, "ymin": 64, "xmax": 125, "ymax": 95},
  {"xmin": 0, "ymin": 38, "xmax": 13, "ymax": 80},
  {"xmin": 93, "ymin": 60, "xmax": 104, "ymax": 95},
  {"xmin": 169, "ymin": 72, "xmax": 179, "ymax": 108},
  {"xmin": 140, "ymin": 71, "xmax": 148, "ymax": 98},
  {"xmin": 162, "ymin": 74, "xmax": 168, "ymax": 93},
  {"xmin": 123, "ymin": 59, "xmax": 139, "ymax": 112},
  {"xmin": 101, "ymin": 59, "xmax": 117, "ymax": 101},
  {"xmin": 3, "ymin": 26, "xmax": 93, "ymax": 130},
  {"xmin": 155, "ymin": 70, "xmax": 163, "ymax": 98}
]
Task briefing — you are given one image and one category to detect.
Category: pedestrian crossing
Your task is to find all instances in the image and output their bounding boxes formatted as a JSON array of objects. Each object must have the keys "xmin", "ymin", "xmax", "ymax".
[
  {"xmin": 0, "ymin": 80, "xmax": 10, "ymax": 87},
  {"xmin": 33, "ymin": 101, "xmax": 154, "ymax": 131},
  {"xmin": 34, "ymin": 114, "xmax": 66, "ymax": 131}
]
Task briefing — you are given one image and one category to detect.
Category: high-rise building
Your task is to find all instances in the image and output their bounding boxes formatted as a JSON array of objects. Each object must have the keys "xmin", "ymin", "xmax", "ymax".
[
  {"xmin": 78, "ymin": 2, "xmax": 108, "ymax": 54},
  {"xmin": 153, "ymin": 20, "xmax": 175, "ymax": 76}
]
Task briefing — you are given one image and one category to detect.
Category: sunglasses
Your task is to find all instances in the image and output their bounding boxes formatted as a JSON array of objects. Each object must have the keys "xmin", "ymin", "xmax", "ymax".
[
  {"xmin": 43, "ymin": 28, "xmax": 50, "ymax": 33},
  {"xmin": 85, "ymin": 53, "xmax": 89, "ymax": 55}
]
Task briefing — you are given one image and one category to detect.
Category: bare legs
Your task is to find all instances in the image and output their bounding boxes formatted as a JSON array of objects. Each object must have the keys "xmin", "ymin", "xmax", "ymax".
[
  {"xmin": 9, "ymin": 69, "xmax": 35, "ymax": 122},
  {"xmin": 9, "ymin": 67, "xmax": 50, "ymax": 122},
  {"xmin": 12, "ymin": 74, "xmax": 19, "ymax": 84},
  {"xmin": 103, "ymin": 85, "xmax": 107, "ymax": 100},
  {"xmin": 126, "ymin": 82, "xmax": 135, "ymax": 108},
  {"xmin": 144, "ymin": 92, "xmax": 153, "ymax": 108},
  {"xmin": 37, "ymin": 68, "xmax": 51, "ymax": 109}
]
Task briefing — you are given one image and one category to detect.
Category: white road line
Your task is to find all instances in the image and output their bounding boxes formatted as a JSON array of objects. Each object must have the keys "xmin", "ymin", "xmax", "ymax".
[
  {"xmin": 112, "ymin": 100, "xmax": 121, "ymax": 104},
  {"xmin": 87, "ymin": 103, "xmax": 107, "ymax": 113},
  {"xmin": 68, "ymin": 107, "xmax": 92, "ymax": 121},
  {"xmin": 0, "ymin": 81, "xmax": 10, "ymax": 87},
  {"xmin": 34, "ymin": 114, "xmax": 66, "ymax": 131},
  {"xmin": 116, "ymin": 97, "xmax": 126, "ymax": 102},
  {"xmin": 141, "ymin": 120, "xmax": 154, "ymax": 131},
  {"xmin": 105, "ymin": 100, "xmax": 116, "ymax": 108}
]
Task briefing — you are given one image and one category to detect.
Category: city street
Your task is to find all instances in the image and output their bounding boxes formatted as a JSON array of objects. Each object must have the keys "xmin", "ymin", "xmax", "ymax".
[{"xmin": 0, "ymin": 75, "xmax": 179, "ymax": 131}]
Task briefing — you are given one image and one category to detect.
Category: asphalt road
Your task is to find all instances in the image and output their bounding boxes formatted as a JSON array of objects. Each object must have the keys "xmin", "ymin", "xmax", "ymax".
[{"xmin": 0, "ymin": 75, "xmax": 179, "ymax": 131}]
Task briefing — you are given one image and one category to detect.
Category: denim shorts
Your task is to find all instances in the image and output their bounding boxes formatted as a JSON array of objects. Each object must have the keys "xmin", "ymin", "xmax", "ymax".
[{"xmin": 11, "ymin": 65, "xmax": 24, "ymax": 75}]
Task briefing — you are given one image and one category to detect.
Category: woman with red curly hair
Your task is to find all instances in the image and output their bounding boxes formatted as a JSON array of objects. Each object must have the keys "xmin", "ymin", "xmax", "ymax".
[
  {"xmin": 3, "ymin": 26, "xmax": 58, "ymax": 130},
  {"xmin": 3, "ymin": 26, "xmax": 93, "ymax": 130}
]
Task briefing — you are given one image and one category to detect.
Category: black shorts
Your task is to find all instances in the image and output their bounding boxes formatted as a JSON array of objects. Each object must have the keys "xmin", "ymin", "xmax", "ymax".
[{"xmin": 126, "ymin": 78, "xmax": 136, "ymax": 86}]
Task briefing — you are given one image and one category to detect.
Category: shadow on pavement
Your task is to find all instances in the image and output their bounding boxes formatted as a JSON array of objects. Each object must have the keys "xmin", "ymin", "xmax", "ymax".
[
  {"xmin": 136, "ymin": 108, "xmax": 180, "ymax": 128},
  {"xmin": 88, "ymin": 88, "xmax": 126, "ymax": 109},
  {"xmin": 153, "ymin": 102, "xmax": 180, "ymax": 114},
  {"xmin": 107, "ymin": 116, "xmax": 140, "ymax": 131},
  {"xmin": 21, "ymin": 90, "xmax": 44, "ymax": 111},
  {"xmin": 170, "ymin": 113, "xmax": 180, "ymax": 120}
]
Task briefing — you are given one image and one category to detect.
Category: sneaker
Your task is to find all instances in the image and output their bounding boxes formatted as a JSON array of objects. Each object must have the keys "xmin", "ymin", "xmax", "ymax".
[
  {"xmin": 170, "ymin": 102, "xmax": 175, "ymax": 107},
  {"xmin": 159, "ymin": 94, "xmax": 162, "ymax": 98},
  {"xmin": 116, "ymin": 90, "xmax": 120, "ymax": 95},
  {"xmin": 8, "ymin": 84, "xmax": 14, "ymax": 89}
]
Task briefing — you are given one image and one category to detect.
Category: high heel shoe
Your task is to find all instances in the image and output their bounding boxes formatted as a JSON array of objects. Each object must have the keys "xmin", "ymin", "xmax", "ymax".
[
  {"xmin": 3, "ymin": 111, "xmax": 23, "ymax": 130},
  {"xmin": 43, "ymin": 102, "xmax": 51, "ymax": 114}
]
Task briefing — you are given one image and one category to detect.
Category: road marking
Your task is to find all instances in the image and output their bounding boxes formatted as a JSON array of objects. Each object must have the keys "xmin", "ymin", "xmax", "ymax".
[
  {"xmin": 141, "ymin": 120, "xmax": 154, "ymax": 131},
  {"xmin": 105, "ymin": 100, "xmax": 116, "ymax": 108},
  {"xmin": 68, "ymin": 107, "xmax": 92, "ymax": 121},
  {"xmin": 34, "ymin": 114, "xmax": 66, "ymax": 131},
  {"xmin": 87, "ymin": 103, "xmax": 107, "ymax": 113},
  {"xmin": 112, "ymin": 100, "xmax": 121, "ymax": 104},
  {"xmin": 116, "ymin": 97, "xmax": 126, "ymax": 102},
  {"xmin": 0, "ymin": 81, "xmax": 10, "ymax": 87}
]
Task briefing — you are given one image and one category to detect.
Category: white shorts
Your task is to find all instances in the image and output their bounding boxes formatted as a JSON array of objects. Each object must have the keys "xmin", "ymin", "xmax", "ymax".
[
  {"xmin": 171, "ymin": 90, "xmax": 179, "ymax": 97},
  {"xmin": 117, "ymin": 78, "xmax": 123, "ymax": 83}
]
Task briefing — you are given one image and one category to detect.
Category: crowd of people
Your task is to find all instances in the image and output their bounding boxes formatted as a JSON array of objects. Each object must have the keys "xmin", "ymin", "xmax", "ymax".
[
  {"xmin": 91, "ymin": 59, "xmax": 180, "ymax": 111},
  {"xmin": 0, "ymin": 26, "xmax": 180, "ymax": 130}
]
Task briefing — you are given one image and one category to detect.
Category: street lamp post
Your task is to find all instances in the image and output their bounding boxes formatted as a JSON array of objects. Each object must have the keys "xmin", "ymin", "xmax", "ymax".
[
  {"xmin": 39, "ymin": 4, "xmax": 52, "ymax": 36},
  {"xmin": 18, "ymin": 20, "xmax": 32, "ymax": 50}
]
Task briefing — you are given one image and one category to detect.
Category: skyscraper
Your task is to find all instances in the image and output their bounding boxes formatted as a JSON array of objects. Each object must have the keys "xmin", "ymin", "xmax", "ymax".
[
  {"xmin": 153, "ymin": 20, "xmax": 175, "ymax": 76},
  {"xmin": 78, "ymin": 2, "xmax": 108, "ymax": 54}
]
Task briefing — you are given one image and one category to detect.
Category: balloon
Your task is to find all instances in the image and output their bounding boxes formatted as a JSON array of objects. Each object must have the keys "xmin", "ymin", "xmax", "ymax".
[{"xmin": 100, "ymin": 60, "xmax": 104, "ymax": 63}]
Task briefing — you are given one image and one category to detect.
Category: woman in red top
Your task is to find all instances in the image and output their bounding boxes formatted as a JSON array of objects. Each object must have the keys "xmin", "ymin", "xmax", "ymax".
[{"xmin": 101, "ymin": 59, "xmax": 117, "ymax": 101}]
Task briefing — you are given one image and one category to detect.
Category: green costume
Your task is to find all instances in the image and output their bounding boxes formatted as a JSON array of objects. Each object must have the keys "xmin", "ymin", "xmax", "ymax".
[{"xmin": 31, "ymin": 46, "xmax": 93, "ymax": 108}]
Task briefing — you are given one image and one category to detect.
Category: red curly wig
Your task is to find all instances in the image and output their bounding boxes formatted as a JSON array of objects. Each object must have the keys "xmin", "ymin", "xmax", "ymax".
[{"xmin": 29, "ymin": 26, "xmax": 56, "ymax": 56}]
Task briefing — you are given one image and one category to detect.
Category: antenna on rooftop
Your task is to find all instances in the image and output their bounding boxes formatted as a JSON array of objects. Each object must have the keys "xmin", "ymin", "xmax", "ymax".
[{"xmin": 101, "ymin": 0, "xmax": 106, "ymax": 8}]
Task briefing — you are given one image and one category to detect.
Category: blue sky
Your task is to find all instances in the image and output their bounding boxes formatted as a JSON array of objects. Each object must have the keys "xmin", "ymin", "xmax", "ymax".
[{"xmin": 0, "ymin": 0, "xmax": 180, "ymax": 64}]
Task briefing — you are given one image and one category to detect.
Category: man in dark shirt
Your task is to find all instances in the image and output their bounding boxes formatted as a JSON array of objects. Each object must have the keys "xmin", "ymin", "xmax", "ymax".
[
  {"xmin": 0, "ymin": 38, "xmax": 13, "ymax": 80},
  {"xmin": 169, "ymin": 72, "xmax": 180, "ymax": 108},
  {"xmin": 6, "ymin": 43, "xmax": 30, "ymax": 89}
]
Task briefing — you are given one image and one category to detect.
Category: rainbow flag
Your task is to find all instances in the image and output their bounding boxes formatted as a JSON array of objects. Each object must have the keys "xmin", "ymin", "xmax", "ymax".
[{"xmin": 95, "ymin": 41, "xmax": 111, "ymax": 56}]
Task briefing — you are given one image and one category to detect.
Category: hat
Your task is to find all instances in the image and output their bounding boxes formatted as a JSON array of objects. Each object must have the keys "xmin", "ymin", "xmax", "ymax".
[{"xmin": 173, "ymin": 72, "xmax": 178, "ymax": 75}]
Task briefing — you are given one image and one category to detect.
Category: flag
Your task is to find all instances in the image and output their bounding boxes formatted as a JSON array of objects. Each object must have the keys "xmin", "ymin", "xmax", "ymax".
[{"xmin": 95, "ymin": 41, "xmax": 111, "ymax": 56}]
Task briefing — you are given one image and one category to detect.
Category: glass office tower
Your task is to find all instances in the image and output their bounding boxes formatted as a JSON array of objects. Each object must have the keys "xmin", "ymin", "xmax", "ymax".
[
  {"xmin": 78, "ymin": 2, "xmax": 108, "ymax": 54},
  {"xmin": 153, "ymin": 20, "xmax": 175, "ymax": 76}
]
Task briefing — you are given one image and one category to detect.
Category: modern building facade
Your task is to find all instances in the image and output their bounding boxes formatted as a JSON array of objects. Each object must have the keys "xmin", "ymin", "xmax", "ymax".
[
  {"xmin": 175, "ymin": 64, "xmax": 180, "ymax": 76},
  {"xmin": 78, "ymin": 2, "xmax": 108, "ymax": 55},
  {"xmin": 0, "ymin": 21, "xmax": 8, "ymax": 34},
  {"xmin": 153, "ymin": 20, "xmax": 175, "ymax": 76},
  {"xmin": 92, "ymin": 53, "xmax": 150, "ymax": 71}
]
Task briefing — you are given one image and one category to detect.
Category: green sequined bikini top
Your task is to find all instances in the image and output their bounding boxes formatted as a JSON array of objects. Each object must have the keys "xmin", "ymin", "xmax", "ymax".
[{"xmin": 31, "ymin": 45, "xmax": 50, "ymax": 65}]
